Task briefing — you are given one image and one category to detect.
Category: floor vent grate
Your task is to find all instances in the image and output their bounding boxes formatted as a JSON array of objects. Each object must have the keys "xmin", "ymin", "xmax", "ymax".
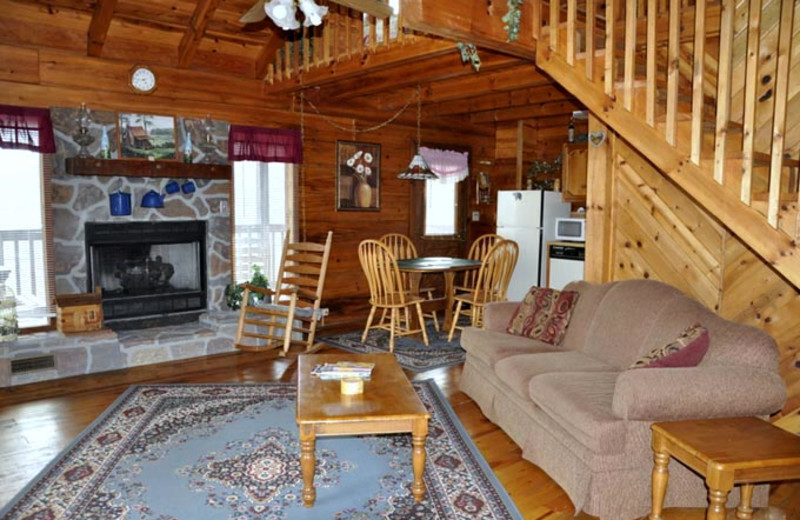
[{"xmin": 11, "ymin": 355, "xmax": 56, "ymax": 374}]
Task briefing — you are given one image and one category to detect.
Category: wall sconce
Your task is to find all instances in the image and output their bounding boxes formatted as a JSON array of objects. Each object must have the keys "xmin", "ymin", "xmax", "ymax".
[{"xmin": 72, "ymin": 103, "xmax": 95, "ymax": 158}]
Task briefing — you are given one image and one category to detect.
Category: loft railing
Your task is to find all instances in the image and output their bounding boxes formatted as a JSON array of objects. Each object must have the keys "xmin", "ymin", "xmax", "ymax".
[
  {"xmin": 538, "ymin": 0, "xmax": 799, "ymax": 239},
  {"xmin": 265, "ymin": 3, "xmax": 410, "ymax": 84}
]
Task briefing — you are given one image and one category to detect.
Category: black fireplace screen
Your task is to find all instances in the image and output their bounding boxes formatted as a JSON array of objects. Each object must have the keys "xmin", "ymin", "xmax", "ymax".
[{"xmin": 85, "ymin": 221, "xmax": 207, "ymax": 321}]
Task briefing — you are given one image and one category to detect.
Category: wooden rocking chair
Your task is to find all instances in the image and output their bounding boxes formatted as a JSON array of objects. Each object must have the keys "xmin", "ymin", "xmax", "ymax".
[{"xmin": 235, "ymin": 231, "xmax": 333, "ymax": 356}]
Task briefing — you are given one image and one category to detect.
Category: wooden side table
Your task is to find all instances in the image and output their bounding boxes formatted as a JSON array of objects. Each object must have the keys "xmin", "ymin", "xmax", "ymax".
[{"xmin": 649, "ymin": 417, "xmax": 800, "ymax": 520}]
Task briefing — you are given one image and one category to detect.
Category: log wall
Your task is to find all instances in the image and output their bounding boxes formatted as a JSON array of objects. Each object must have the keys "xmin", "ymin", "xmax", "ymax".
[
  {"xmin": 0, "ymin": 42, "xmax": 496, "ymax": 327},
  {"xmin": 595, "ymin": 137, "xmax": 800, "ymax": 415}
]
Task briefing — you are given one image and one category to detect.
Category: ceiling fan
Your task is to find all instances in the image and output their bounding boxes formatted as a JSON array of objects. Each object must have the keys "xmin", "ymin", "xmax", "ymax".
[{"xmin": 239, "ymin": 0, "xmax": 393, "ymax": 28}]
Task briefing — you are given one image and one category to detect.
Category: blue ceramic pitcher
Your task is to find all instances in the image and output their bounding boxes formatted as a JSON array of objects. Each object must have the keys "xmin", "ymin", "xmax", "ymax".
[{"xmin": 109, "ymin": 190, "xmax": 132, "ymax": 216}]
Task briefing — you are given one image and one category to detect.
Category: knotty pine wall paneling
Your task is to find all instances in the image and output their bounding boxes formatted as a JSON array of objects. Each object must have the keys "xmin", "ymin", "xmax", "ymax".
[
  {"xmin": 590, "ymin": 135, "xmax": 800, "ymax": 416},
  {"xmin": 0, "ymin": 42, "xmax": 494, "ymax": 329}
]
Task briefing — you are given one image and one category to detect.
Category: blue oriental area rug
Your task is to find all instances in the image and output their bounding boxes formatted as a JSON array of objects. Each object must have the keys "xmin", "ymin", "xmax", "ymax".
[
  {"xmin": 1, "ymin": 381, "xmax": 523, "ymax": 520},
  {"xmin": 320, "ymin": 323, "xmax": 467, "ymax": 372}
]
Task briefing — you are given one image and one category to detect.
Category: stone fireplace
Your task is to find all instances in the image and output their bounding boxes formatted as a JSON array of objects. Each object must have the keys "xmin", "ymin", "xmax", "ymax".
[
  {"xmin": 0, "ymin": 172, "xmax": 237, "ymax": 388},
  {"xmin": 52, "ymin": 173, "xmax": 232, "ymax": 315}
]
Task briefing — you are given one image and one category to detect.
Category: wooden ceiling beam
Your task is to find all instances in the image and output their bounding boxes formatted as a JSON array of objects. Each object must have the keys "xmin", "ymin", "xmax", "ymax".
[
  {"xmin": 264, "ymin": 38, "xmax": 457, "ymax": 93},
  {"xmin": 333, "ymin": 0, "xmax": 393, "ymax": 18},
  {"xmin": 178, "ymin": 0, "xmax": 223, "ymax": 68},
  {"xmin": 429, "ymin": 83, "xmax": 574, "ymax": 118},
  {"xmin": 368, "ymin": 64, "xmax": 553, "ymax": 111},
  {"xmin": 470, "ymin": 99, "xmax": 583, "ymax": 124},
  {"xmin": 400, "ymin": 0, "xmax": 535, "ymax": 60},
  {"xmin": 86, "ymin": 0, "xmax": 118, "ymax": 57},
  {"xmin": 317, "ymin": 50, "xmax": 521, "ymax": 100}
]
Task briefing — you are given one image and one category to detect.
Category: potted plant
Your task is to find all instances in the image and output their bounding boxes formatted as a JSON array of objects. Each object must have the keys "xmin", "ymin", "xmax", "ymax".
[{"xmin": 225, "ymin": 264, "xmax": 269, "ymax": 310}]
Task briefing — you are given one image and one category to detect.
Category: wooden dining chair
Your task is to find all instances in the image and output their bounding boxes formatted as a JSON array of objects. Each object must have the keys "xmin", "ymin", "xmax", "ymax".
[
  {"xmin": 454, "ymin": 233, "xmax": 504, "ymax": 295},
  {"xmin": 379, "ymin": 233, "xmax": 440, "ymax": 331},
  {"xmin": 235, "ymin": 231, "xmax": 333, "ymax": 356},
  {"xmin": 448, "ymin": 239, "xmax": 519, "ymax": 341},
  {"xmin": 358, "ymin": 239, "xmax": 429, "ymax": 352}
]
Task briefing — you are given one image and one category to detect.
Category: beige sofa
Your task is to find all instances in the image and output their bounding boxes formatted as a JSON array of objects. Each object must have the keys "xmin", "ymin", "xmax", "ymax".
[{"xmin": 459, "ymin": 279, "xmax": 786, "ymax": 520}]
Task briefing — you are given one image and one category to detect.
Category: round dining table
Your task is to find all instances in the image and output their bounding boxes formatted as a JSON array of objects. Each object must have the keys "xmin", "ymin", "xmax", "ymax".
[{"xmin": 395, "ymin": 256, "xmax": 481, "ymax": 331}]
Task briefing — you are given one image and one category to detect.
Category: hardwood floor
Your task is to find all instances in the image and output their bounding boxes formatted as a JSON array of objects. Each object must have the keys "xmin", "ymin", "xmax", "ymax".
[{"xmin": 1, "ymin": 344, "xmax": 798, "ymax": 519}]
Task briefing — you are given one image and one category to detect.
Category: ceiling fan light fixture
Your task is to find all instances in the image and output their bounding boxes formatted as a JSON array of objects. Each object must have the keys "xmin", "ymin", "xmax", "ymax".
[
  {"xmin": 298, "ymin": 0, "xmax": 328, "ymax": 26},
  {"xmin": 264, "ymin": 0, "xmax": 300, "ymax": 30}
]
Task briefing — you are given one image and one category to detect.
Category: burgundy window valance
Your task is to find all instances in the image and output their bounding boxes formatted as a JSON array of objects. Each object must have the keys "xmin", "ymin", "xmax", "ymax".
[
  {"xmin": 0, "ymin": 104, "xmax": 56, "ymax": 153},
  {"xmin": 228, "ymin": 125, "xmax": 302, "ymax": 164}
]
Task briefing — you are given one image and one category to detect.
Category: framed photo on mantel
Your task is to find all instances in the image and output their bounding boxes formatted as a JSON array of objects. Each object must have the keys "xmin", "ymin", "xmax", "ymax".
[{"xmin": 336, "ymin": 140, "xmax": 380, "ymax": 211}]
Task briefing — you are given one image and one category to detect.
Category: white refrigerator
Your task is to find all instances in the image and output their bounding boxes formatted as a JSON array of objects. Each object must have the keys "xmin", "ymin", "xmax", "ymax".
[{"xmin": 496, "ymin": 190, "xmax": 571, "ymax": 301}]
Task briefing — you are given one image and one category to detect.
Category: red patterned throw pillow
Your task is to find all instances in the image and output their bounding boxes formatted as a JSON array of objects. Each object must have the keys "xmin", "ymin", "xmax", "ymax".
[
  {"xmin": 629, "ymin": 324, "xmax": 710, "ymax": 369},
  {"xmin": 507, "ymin": 287, "xmax": 579, "ymax": 345}
]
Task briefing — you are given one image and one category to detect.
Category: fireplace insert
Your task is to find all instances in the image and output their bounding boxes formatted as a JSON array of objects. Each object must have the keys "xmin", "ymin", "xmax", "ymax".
[{"xmin": 85, "ymin": 221, "xmax": 207, "ymax": 325}]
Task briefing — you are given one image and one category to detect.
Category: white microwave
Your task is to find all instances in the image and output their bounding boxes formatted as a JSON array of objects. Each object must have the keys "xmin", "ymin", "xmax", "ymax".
[{"xmin": 554, "ymin": 217, "xmax": 586, "ymax": 242}]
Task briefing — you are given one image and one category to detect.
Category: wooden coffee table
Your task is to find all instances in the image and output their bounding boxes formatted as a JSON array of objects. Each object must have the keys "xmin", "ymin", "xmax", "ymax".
[{"xmin": 296, "ymin": 353, "xmax": 430, "ymax": 507}]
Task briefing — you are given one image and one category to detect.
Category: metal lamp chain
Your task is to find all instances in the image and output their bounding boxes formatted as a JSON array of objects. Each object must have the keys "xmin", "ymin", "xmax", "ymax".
[{"xmin": 416, "ymin": 84, "xmax": 422, "ymax": 148}]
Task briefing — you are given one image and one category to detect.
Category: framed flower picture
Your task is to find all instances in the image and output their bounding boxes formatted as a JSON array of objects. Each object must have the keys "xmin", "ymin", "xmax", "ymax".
[{"xmin": 336, "ymin": 140, "xmax": 380, "ymax": 211}]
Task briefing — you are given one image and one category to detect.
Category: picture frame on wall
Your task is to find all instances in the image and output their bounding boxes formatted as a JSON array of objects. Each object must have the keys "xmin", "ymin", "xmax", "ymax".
[
  {"xmin": 119, "ymin": 113, "xmax": 176, "ymax": 160},
  {"xmin": 336, "ymin": 140, "xmax": 380, "ymax": 211}
]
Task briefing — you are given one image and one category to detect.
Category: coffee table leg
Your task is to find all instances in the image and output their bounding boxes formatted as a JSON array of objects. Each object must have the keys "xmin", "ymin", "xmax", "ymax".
[
  {"xmin": 736, "ymin": 484, "xmax": 754, "ymax": 520},
  {"xmin": 299, "ymin": 424, "xmax": 316, "ymax": 507},
  {"xmin": 706, "ymin": 469, "xmax": 734, "ymax": 520},
  {"xmin": 411, "ymin": 418, "xmax": 428, "ymax": 502},
  {"xmin": 649, "ymin": 435, "xmax": 670, "ymax": 520}
]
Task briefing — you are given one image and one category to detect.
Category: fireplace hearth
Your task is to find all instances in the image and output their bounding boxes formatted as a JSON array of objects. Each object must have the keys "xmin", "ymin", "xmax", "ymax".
[{"xmin": 85, "ymin": 221, "xmax": 207, "ymax": 326}]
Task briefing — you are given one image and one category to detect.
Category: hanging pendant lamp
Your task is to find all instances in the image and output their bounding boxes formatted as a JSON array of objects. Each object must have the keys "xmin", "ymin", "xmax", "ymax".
[{"xmin": 398, "ymin": 86, "xmax": 438, "ymax": 181}]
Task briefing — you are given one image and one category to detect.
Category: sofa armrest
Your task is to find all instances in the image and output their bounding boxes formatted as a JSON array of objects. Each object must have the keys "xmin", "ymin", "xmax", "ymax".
[
  {"xmin": 483, "ymin": 301, "xmax": 520, "ymax": 332},
  {"xmin": 612, "ymin": 365, "xmax": 786, "ymax": 421}
]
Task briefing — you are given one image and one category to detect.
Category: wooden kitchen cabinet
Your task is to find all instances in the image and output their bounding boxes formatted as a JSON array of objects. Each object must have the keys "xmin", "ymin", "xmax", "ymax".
[{"xmin": 561, "ymin": 142, "xmax": 588, "ymax": 203}]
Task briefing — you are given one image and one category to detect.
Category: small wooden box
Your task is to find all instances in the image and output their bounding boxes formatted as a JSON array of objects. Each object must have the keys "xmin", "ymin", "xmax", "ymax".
[{"xmin": 56, "ymin": 287, "xmax": 103, "ymax": 333}]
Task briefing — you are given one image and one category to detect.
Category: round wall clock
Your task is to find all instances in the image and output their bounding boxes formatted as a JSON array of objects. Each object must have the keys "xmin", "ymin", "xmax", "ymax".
[{"xmin": 129, "ymin": 65, "xmax": 157, "ymax": 94}]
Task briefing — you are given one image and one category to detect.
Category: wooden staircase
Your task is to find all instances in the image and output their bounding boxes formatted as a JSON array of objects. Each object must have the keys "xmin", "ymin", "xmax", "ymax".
[{"xmin": 533, "ymin": 0, "xmax": 800, "ymax": 290}]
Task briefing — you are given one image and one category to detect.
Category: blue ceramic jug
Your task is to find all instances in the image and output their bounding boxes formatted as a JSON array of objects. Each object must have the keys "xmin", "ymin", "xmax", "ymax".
[{"xmin": 109, "ymin": 190, "xmax": 132, "ymax": 216}]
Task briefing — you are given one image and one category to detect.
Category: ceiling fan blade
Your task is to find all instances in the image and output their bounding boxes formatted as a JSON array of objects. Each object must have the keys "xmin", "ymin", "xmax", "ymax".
[
  {"xmin": 329, "ymin": 0, "xmax": 393, "ymax": 18},
  {"xmin": 239, "ymin": 0, "xmax": 267, "ymax": 24}
]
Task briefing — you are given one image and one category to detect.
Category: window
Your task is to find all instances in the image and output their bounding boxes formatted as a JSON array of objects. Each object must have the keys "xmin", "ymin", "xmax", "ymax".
[
  {"xmin": 424, "ymin": 180, "xmax": 457, "ymax": 236},
  {"xmin": 232, "ymin": 161, "xmax": 296, "ymax": 286},
  {"xmin": 0, "ymin": 149, "xmax": 50, "ymax": 328}
]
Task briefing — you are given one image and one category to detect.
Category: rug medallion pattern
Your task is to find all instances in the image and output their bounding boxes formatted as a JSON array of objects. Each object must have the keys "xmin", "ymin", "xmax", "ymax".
[{"xmin": 2, "ymin": 381, "xmax": 522, "ymax": 520}]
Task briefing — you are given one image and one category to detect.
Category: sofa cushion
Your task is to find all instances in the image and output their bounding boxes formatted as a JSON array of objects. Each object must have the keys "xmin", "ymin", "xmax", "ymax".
[
  {"xmin": 557, "ymin": 280, "xmax": 615, "ymax": 352},
  {"xmin": 507, "ymin": 287, "xmax": 579, "ymax": 345},
  {"xmin": 580, "ymin": 279, "xmax": 696, "ymax": 368},
  {"xmin": 528, "ymin": 371, "xmax": 626, "ymax": 454},
  {"xmin": 495, "ymin": 351, "xmax": 617, "ymax": 401},
  {"xmin": 629, "ymin": 324, "xmax": 710, "ymax": 369},
  {"xmin": 460, "ymin": 327, "xmax": 557, "ymax": 367}
]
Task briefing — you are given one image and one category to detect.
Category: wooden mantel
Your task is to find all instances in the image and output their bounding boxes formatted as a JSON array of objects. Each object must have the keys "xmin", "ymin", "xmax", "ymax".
[{"xmin": 64, "ymin": 158, "xmax": 232, "ymax": 180}]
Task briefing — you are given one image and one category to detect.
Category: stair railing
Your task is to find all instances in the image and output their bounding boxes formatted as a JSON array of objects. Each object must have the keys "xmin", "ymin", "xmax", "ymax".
[{"xmin": 539, "ymin": 0, "xmax": 798, "ymax": 237}]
